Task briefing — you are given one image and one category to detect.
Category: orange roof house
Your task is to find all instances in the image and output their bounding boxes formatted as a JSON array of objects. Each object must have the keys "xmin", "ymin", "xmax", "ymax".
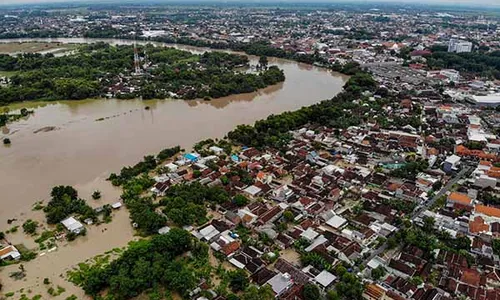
[
  {"xmin": 469, "ymin": 216, "xmax": 490, "ymax": 234},
  {"xmin": 479, "ymin": 160, "xmax": 493, "ymax": 167},
  {"xmin": 448, "ymin": 192, "xmax": 473, "ymax": 206},
  {"xmin": 460, "ymin": 268, "xmax": 481, "ymax": 287},
  {"xmin": 456, "ymin": 145, "xmax": 500, "ymax": 162},
  {"xmin": 475, "ymin": 205, "xmax": 500, "ymax": 219},
  {"xmin": 221, "ymin": 241, "xmax": 240, "ymax": 256},
  {"xmin": 427, "ymin": 147, "xmax": 439, "ymax": 156},
  {"xmin": 488, "ymin": 170, "xmax": 500, "ymax": 178},
  {"xmin": 363, "ymin": 284, "xmax": 386, "ymax": 300}
]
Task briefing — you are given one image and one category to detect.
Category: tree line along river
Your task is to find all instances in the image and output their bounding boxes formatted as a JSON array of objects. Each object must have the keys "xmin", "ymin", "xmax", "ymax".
[
  {"xmin": 0, "ymin": 38, "xmax": 348, "ymax": 299},
  {"xmin": 0, "ymin": 37, "xmax": 348, "ymax": 229}
]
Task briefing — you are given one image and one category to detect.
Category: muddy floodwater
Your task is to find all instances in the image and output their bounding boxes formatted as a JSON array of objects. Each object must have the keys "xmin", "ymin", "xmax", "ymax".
[
  {"xmin": 0, "ymin": 38, "xmax": 347, "ymax": 298},
  {"xmin": 0, "ymin": 38, "xmax": 349, "ymax": 223}
]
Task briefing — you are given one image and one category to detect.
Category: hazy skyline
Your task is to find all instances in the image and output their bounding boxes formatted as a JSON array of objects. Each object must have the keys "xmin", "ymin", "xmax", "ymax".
[{"xmin": 0, "ymin": 0, "xmax": 499, "ymax": 5}]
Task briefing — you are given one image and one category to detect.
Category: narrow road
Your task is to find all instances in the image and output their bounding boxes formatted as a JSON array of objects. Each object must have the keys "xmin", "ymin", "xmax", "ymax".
[
  {"xmin": 411, "ymin": 166, "xmax": 472, "ymax": 221},
  {"xmin": 361, "ymin": 166, "xmax": 472, "ymax": 266}
]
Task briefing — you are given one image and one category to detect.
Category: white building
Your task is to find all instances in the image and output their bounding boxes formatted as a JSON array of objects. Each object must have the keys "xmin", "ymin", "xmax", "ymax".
[
  {"xmin": 272, "ymin": 185, "xmax": 294, "ymax": 202},
  {"xmin": 472, "ymin": 95, "xmax": 500, "ymax": 107},
  {"xmin": 314, "ymin": 270, "xmax": 337, "ymax": 289},
  {"xmin": 266, "ymin": 273, "xmax": 294, "ymax": 296},
  {"xmin": 443, "ymin": 155, "xmax": 461, "ymax": 173},
  {"xmin": 440, "ymin": 69, "xmax": 460, "ymax": 83},
  {"xmin": 0, "ymin": 245, "xmax": 21, "ymax": 261},
  {"xmin": 448, "ymin": 39, "xmax": 473, "ymax": 53},
  {"xmin": 61, "ymin": 216, "xmax": 85, "ymax": 234}
]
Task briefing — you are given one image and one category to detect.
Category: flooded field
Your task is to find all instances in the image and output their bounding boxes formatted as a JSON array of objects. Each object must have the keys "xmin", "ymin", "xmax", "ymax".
[{"xmin": 0, "ymin": 41, "xmax": 76, "ymax": 55}]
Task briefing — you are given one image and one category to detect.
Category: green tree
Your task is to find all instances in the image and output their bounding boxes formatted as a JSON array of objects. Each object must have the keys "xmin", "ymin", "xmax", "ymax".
[
  {"xmin": 423, "ymin": 216, "xmax": 435, "ymax": 233},
  {"xmin": 234, "ymin": 194, "xmax": 249, "ymax": 207},
  {"xmin": 283, "ymin": 210, "xmax": 294, "ymax": 222},
  {"xmin": 241, "ymin": 285, "xmax": 274, "ymax": 300},
  {"xmin": 493, "ymin": 239, "xmax": 500, "ymax": 255},
  {"xmin": 193, "ymin": 169, "xmax": 202, "ymax": 178},
  {"xmin": 371, "ymin": 266, "xmax": 386, "ymax": 280},
  {"xmin": 387, "ymin": 237, "xmax": 398, "ymax": 249},
  {"xmin": 259, "ymin": 56, "xmax": 268, "ymax": 68},
  {"xmin": 22, "ymin": 219, "xmax": 38, "ymax": 235},
  {"xmin": 326, "ymin": 290, "xmax": 340, "ymax": 300},
  {"xmin": 228, "ymin": 269, "xmax": 249, "ymax": 292},
  {"xmin": 91, "ymin": 190, "xmax": 101, "ymax": 200},
  {"xmin": 302, "ymin": 283, "xmax": 321, "ymax": 300}
]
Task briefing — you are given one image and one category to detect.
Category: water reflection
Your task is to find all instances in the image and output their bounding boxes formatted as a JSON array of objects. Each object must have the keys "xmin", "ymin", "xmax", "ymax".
[{"xmin": 0, "ymin": 38, "xmax": 349, "ymax": 224}]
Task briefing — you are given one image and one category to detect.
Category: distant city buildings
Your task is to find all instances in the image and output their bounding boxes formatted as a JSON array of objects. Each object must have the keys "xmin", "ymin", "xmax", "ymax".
[{"xmin": 448, "ymin": 39, "xmax": 473, "ymax": 53}]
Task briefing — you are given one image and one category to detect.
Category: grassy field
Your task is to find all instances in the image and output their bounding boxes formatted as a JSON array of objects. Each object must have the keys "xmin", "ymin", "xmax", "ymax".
[{"xmin": 0, "ymin": 42, "xmax": 77, "ymax": 54}]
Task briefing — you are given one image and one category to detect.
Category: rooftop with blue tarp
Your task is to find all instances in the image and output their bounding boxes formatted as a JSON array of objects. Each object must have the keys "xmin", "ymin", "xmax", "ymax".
[{"xmin": 184, "ymin": 153, "xmax": 200, "ymax": 162}]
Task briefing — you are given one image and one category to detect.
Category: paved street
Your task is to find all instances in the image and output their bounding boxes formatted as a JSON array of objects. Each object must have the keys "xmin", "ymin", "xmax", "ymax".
[{"xmin": 361, "ymin": 166, "xmax": 473, "ymax": 266}]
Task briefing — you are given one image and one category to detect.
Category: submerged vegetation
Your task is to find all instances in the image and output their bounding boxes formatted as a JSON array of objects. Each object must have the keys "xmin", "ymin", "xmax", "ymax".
[
  {"xmin": 43, "ymin": 186, "xmax": 96, "ymax": 224},
  {"xmin": 68, "ymin": 228, "xmax": 209, "ymax": 299}
]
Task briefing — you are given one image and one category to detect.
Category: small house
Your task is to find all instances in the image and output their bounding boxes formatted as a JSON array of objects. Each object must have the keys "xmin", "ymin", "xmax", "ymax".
[
  {"xmin": 61, "ymin": 216, "xmax": 85, "ymax": 234},
  {"xmin": 0, "ymin": 245, "xmax": 21, "ymax": 261}
]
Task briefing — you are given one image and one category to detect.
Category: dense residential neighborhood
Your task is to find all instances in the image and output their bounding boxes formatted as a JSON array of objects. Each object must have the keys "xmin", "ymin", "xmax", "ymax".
[{"xmin": 0, "ymin": 1, "xmax": 500, "ymax": 300}]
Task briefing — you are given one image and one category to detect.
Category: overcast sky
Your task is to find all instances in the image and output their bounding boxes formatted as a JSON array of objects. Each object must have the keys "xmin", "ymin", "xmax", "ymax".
[{"xmin": 0, "ymin": 0, "xmax": 498, "ymax": 6}]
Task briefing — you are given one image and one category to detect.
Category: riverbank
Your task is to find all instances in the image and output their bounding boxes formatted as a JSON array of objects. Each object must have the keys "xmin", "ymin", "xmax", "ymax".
[
  {"xmin": 0, "ymin": 42, "xmax": 348, "ymax": 224},
  {"xmin": 0, "ymin": 37, "xmax": 359, "ymax": 76},
  {"xmin": 0, "ymin": 41, "xmax": 348, "ymax": 297},
  {"xmin": 0, "ymin": 42, "xmax": 77, "ymax": 55},
  {"xmin": 0, "ymin": 42, "xmax": 286, "ymax": 105}
]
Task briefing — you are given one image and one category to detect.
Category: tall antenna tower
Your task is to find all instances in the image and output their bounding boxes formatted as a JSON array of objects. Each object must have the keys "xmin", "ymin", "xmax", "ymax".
[{"xmin": 133, "ymin": 42, "xmax": 142, "ymax": 76}]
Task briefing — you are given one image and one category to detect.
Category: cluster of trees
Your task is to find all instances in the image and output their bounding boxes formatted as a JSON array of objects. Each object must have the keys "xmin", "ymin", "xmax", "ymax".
[
  {"xmin": 108, "ymin": 146, "xmax": 180, "ymax": 186},
  {"xmin": 381, "ymin": 198, "xmax": 417, "ymax": 215},
  {"xmin": 75, "ymin": 228, "xmax": 207, "ymax": 299},
  {"xmin": 237, "ymin": 285, "xmax": 274, "ymax": 300},
  {"xmin": 0, "ymin": 44, "xmax": 285, "ymax": 104},
  {"xmin": 227, "ymin": 269, "xmax": 249, "ymax": 292},
  {"xmin": 227, "ymin": 72, "xmax": 377, "ymax": 149},
  {"xmin": 463, "ymin": 141, "xmax": 484, "ymax": 150},
  {"xmin": 482, "ymin": 192, "xmax": 500, "ymax": 206},
  {"xmin": 371, "ymin": 266, "xmax": 387, "ymax": 280},
  {"xmin": 395, "ymin": 224, "xmax": 472, "ymax": 261},
  {"xmin": 144, "ymin": 63, "xmax": 285, "ymax": 100},
  {"xmin": 22, "ymin": 219, "xmax": 39, "ymax": 235},
  {"xmin": 328, "ymin": 264, "xmax": 364, "ymax": 300},
  {"xmin": 199, "ymin": 51, "xmax": 249, "ymax": 68},
  {"xmin": 109, "ymin": 155, "xmax": 158, "ymax": 186},
  {"xmin": 83, "ymin": 25, "xmax": 127, "ymax": 38},
  {"xmin": 43, "ymin": 186, "xmax": 96, "ymax": 224},
  {"xmin": 427, "ymin": 50, "xmax": 500, "ymax": 79},
  {"xmin": 0, "ymin": 44, "xmax": 128, "ymax": 104},
  {"xmin": 300, "ymin": 252, "xmax": 332, "ymax": 271},
  {"xmin": 390, "ymin": 159, "xmax": 429, "ymax": 180},
  {"xmin": 159, "ymin": 182, "xmax": 230, "ymax": 226},
  {"xmin": 149, "ymin": 37, "xmax": 331, "ymax": 66},
  {"xmin": 146, "ymin": 46, "xmax": 284, "ymax": 101},
  {"xmin": 302, "ymin": 283, "xmax": 321, "ymax": 300}
]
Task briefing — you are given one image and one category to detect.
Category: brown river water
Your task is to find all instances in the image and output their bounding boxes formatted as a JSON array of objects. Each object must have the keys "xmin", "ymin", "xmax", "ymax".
[
  {"xmin": 0, "ymin": 38, "xmax": 347, "ymax": 298},
  {"xmin": 0, "ymin": 38, "xmax": 348, "ymax": 222}
]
